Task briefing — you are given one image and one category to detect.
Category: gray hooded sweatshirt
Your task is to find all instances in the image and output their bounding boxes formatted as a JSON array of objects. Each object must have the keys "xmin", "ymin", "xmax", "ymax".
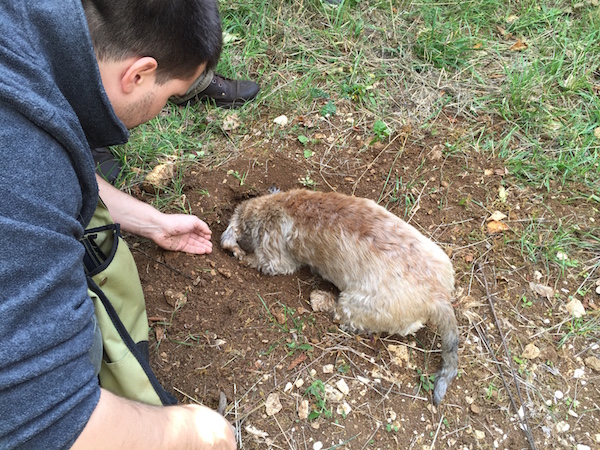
[{"xmin": 0, "ymin": 0, "xmax": 129, "ymax": 447}]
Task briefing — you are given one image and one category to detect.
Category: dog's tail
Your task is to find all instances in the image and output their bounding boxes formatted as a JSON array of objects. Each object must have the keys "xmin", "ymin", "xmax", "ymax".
[{"xmin": 431, "ymin": 301, "xmax": 459, "ymax": 405}]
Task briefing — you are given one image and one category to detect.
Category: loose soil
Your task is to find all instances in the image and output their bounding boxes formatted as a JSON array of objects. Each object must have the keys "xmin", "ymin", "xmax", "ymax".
[{"xmin": 127, "ymin": 117, "xmax": 599, "ymax": 449}]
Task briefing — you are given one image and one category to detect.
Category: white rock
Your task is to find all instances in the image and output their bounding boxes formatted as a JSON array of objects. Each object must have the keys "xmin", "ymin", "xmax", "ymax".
[
  {"xmin": 521, "ymin": 343, "xmax": 540, "ymax": 359},
  {"xmin": 336, "ymin": 401, "xmax": 352, "ymax": 416},
  {"xmin": 245, "ymin": 424, "xmax": 269, "ymax": 438},
  {"xmin": 336, "ymin": 379, "xmax": 350, "ymax": 396},
  {"xmin": 295, "ymin": 378, "xmax": 305, "ymax": 389},
  {"xmin": 265, "ymin": 393, "xmax": 282, "ymax": 416},
  {"xmin": 298, "ymin": 400, "xmax": 309, "ymax": 420},
  {"xmin": 284, "ymin": 382, "xmax": 293, "ymax": 393},
  {"xmin": 576, "ymin": 445, "xmax": 590, "ymax": 450},
  {"xmin": 555, "ymin": 390, "xmax": 564, "ymax": 400},
  {"xmin": 357, "ymin": 375, "xmax": 371, "ymax": 385},
  {"xmin": 555, "ymin": 421, "xmax": 570, "ymax": 433},
  {"xmin": 474, "ymin": 430, "xmax": 486, "ymax": 440},
  {"xmin": 273, "ymin": 115, "xmax": 288, "ymax": 127},
  {"xmin": 322, "ymin": 364, "xmax": 334, "ymax": 374},
  {"xmin": 573, "ymin": 368, "xmax": 585, "ymax": 379},
  {"xmin": 313, "ymin": 441, "xmax": 323, "ymax": 450},
  {"xmin": 324, "ymin": 385, "xmax": 344, "ymax": 402},
  {"xmin": 388, "ymin": 344, "xmax": 410, "ymax": 366},
  {"xmin": 565, "ymin": 298, "xmax": 586, "ymax": 318}
]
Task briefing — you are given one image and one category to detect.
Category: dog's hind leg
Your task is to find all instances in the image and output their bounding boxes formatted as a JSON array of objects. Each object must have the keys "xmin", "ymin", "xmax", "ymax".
[{"xmin": 430, "ymin": 301, "xmax": 459, "ymax": 405}]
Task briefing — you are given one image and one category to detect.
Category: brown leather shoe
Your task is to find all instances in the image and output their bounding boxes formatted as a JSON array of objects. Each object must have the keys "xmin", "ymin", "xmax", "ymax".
[{"xmin": 190, "ymin": 74, "xmax": 260, "ymax": 108}]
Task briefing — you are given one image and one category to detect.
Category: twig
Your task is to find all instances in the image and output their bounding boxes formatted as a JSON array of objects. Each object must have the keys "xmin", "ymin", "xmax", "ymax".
[
  {"xmin": 477, "ymin": 263, "xmax": 537, "ymax": 450},
  {"xmin": 359, "ymin": 422, "xmax": 380, "ymax": 450},
  {"xmin": 430, "ymin": 414, "xmax": 444, "ymax": 450},
  {"xmin": 172, "ymin": 386, "xmax": 202, "ymax": 404},
  {"xmin": 273, "ymin": 414, "xmax": 293, "ymax": 450}
]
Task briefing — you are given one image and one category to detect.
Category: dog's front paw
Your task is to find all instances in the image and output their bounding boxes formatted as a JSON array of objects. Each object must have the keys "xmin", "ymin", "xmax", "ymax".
[
  {"xmin": 232, "ymin": 245, "xmax": 246, "ymax": 261},
  {"xmin": 232, "ymin": 246, "xmax": 246, "ymax": 260}
]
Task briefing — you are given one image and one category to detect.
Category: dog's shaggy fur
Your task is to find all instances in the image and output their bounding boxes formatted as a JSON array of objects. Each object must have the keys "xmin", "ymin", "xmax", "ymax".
[{"xmin": 221, "ymin": 189, "xmax": 459, "ymax": 404}]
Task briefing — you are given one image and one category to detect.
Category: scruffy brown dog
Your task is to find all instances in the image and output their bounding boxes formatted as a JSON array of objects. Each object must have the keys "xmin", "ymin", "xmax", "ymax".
[{"xmin": 221, "ymin": 189, "xmax": 458, "ymax": 405}]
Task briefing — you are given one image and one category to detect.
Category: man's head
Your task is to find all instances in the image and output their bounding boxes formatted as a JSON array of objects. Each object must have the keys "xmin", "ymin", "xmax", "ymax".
[{"xmin": 82, "ymin": 0, "xmax": 222, "ymax": 128}]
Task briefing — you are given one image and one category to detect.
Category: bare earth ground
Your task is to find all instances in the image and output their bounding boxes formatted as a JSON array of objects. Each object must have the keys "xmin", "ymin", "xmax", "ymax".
[{"xmin": 126, "ymin": 113, "xmax": 599, "ymax": 449}]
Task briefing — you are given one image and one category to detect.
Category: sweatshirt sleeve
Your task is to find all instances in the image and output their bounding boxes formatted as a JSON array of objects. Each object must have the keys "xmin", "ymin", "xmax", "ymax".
[{"xmin": 0, "ymin": 108, "xmax": 101, "ymax": 449}]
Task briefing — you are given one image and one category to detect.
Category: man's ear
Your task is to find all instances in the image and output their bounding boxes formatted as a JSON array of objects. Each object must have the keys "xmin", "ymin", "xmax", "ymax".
[{"xmin": 121, "ymin": 57, "xmax": 158, "ymax": 94}]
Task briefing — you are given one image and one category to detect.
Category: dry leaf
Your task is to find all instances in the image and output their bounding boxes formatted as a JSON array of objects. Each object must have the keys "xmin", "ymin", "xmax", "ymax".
[
  {"xmin": 584, "ymin": 356, "xmax": 600, "ymax": 372},
  {"xmin": 509, "ymin": 39, "xmax": 528, "ymax": 51},
  {"xmin": 148, "ymin": 316, "xmax": 167, "ymax": 322},
  {"xmin": 496, "ymin": 25, "xmax": 512, "ymax": 38},
  {"xmin": 488, "ymin": 211, "xmax": 507, "ymax": 221},
  {"xmin": 297, "ymin": 306, "xmax": 310, "ymax": 315},
  {"xmin": 521, "ymin": 343, "xmax": 540, "ymax": 360},
  {"xmin": 287, "ymin": 352, "xmax": 307, "ymax": 371},
  {"xmin": 155, "ymin": 327, "xmax": 165, "ymax": 342},
  {"xmin": 529, "ymin": 282, "xmax": 554, "ymax": 300},
  {"xmin": 273, "ymin": 309, "xmax": 287, "ymax": 324},
  {"xmin": 297, "ymin": 115, "xmax": 316, "ymax": 128},
  {"xmin": 487, "ymin": 220, "xmax": 510, "ymax": 234}
]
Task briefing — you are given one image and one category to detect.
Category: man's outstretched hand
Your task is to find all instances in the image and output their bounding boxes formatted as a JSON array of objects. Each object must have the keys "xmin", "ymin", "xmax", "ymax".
[{"xmin": 149, "ymin": 213, "xmax": 212, "ymax": 254}]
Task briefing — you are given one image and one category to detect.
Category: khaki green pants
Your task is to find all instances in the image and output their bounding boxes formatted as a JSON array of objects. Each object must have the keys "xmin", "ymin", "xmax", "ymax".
[{"xmin": 83, "ymin": 200, "xmax": 176, "ymax": 406}]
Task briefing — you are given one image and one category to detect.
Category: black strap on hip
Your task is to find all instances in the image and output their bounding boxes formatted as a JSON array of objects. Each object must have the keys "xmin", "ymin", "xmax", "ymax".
[
  {"xmin": 86, "ymin": 276, "xmax": 178, "ymax": 406},
  {"xmin": 81, "ymin": 224, "xmax": 120, "ymax": 276}
]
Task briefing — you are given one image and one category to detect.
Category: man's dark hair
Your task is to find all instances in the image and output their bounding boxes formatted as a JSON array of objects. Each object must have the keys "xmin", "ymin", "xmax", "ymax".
[{"xmin": 82, "ymin": 0, "xmax": 222, "ymax": 84}]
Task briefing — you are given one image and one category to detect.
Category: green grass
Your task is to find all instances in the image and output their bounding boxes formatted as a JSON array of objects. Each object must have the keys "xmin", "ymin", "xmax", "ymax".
[
  {"xmin": 112, "ymin": 0, "xmax": 600, "ymax": 308},
  {"xmin": 115, "ymin": 0, "xmax": 600, "ymax": 168}
]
